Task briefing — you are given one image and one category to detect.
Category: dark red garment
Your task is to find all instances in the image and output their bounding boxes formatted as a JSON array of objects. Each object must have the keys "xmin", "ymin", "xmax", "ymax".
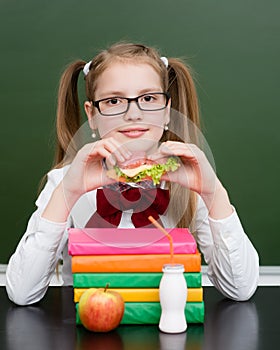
[{"xmin": 86, "ymin": 187, "xmax": 170, "ymax": 228}]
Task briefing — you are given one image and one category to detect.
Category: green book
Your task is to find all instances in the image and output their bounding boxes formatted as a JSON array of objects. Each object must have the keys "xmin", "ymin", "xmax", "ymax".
[
  {"xmin": 76, "ymin": 301, "xmax": 204, "ymax": 324},
  {"xmin": 73, "ymin": 272, "xmax": 202, "ymax": 288}
]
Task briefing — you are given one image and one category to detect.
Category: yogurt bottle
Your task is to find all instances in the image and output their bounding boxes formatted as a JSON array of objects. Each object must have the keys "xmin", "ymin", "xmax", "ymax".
[{"xmin": 159, "ymin": 263, "xmax": 187, "ymax": 333}]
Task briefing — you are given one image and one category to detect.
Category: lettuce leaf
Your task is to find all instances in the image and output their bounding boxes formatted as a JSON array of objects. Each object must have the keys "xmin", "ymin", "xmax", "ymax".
[{"xmin": 114, "ymin": 156, "xmax": 180, "ymax": 185}]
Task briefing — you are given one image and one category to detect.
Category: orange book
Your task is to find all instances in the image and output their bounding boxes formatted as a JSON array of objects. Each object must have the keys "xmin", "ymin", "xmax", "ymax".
[{"xmin": 71, "ymin": 252, "xmax": 201, "ymax": 273}]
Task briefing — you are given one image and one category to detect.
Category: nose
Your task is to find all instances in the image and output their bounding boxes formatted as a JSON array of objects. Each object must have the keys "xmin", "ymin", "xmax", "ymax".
[{"xmin": 123, "ymin": 100, "xmax": 143, "ymax": 121}]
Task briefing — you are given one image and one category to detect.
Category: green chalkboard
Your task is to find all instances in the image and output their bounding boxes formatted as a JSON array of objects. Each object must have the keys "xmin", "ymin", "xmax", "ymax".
[{"xmin": 1, "ymin": 0, "xmax": 279, "ymax": 264}]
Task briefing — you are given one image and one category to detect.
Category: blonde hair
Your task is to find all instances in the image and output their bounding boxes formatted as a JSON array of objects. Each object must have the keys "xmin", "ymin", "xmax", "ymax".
[{"xmin": 53, "ymin": 42, "xmax": 201, "ymax": 230}]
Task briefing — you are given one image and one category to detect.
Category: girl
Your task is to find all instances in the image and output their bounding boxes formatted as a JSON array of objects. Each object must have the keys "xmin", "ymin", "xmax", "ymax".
[{"xmin": 6, "ymin": 42, "xmax": 259, "ymax": 305}]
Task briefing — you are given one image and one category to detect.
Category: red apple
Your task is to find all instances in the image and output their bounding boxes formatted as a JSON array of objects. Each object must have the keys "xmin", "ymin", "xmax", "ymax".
[{"xmin": 78, "ymin": 284, "xmax": 125, "ymax": 332}]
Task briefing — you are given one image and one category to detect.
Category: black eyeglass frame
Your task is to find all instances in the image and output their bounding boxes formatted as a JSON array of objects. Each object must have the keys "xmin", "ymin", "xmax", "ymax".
[{"xmin": 91, "ymin": 92, "xmax": 170, "ymax": 116}]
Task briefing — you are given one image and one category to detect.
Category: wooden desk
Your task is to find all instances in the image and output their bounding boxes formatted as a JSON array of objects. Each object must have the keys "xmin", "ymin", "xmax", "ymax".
[{"xmin": 1, "ymin": 286, "xmax": 280, "ymax": 349}]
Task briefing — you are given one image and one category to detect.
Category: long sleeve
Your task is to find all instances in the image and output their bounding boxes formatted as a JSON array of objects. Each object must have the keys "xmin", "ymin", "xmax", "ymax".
[
  {"xmin": 6, "ymin": 169, "xmax": 259, "ymax": 305},
  {"xmin": 6, "ymin": 168, "xmax": 69, "ymax": 306},
  {"xmin": 195, "ymin": 196, "xmax": 259, "ymax": 301}
]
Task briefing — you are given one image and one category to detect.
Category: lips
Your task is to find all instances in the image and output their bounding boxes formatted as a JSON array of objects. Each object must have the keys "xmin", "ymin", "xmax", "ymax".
[{"xmin": 119, "ymin": 128, "xmax": 149, "ymax": 138}]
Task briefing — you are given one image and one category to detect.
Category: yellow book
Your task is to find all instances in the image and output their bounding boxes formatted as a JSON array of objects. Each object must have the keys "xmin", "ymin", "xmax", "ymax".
[{"xmin": 74, "ymin": 287, "xmax": 203, "ymax": 303}]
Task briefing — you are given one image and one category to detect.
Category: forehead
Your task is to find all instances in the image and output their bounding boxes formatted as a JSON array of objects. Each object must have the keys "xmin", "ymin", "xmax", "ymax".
[{"xmin": 95, "ymin": 62, "xmax": 162, "ymax": 97}]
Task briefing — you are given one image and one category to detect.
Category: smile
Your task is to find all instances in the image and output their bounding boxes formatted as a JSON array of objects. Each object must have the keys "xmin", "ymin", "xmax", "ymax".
[{"xmin": 119, "ymin": 128, "xmax": 149, "ymax": 138}]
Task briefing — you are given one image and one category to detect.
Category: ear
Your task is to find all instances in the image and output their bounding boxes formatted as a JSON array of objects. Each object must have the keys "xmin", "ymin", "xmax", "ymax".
[
  {"xmin": 164, "ymin": 97, "xmax": 171, "ymax": 126},
  {"xmin": 84, "ymin": 101, "xmax": 97, "ymax": 129}
]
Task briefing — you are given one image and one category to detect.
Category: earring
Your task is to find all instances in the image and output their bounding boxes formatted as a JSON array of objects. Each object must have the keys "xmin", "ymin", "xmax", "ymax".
[
  {"xmin": 91, "ymin": 130, "xmax": 97, "ymax": 138},
  {"xmin": 164, "ymin": 124, "xmax": 169, "ymax": 131}
]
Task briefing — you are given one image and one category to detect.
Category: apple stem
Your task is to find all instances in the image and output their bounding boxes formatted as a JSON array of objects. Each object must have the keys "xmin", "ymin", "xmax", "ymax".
[{"xmin": 104, "ymin": 283, "xmax": 109, "ymax": 292}]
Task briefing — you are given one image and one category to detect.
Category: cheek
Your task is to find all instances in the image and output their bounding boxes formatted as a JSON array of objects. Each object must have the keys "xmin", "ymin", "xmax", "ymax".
[
  {"xmin": 96, "ymin": 117, "xmax": 121, "ymax": 138},
  {"xmin": 151, "ymin": 128, "xmax": 164, "ymax": 139},
  {"xmin": 145, "ymin": 110, "xmax": 169, "ymax": 127}
]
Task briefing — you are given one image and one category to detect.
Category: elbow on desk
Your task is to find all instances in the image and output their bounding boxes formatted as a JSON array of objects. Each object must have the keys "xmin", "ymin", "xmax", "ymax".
[
  {"xmin": 6, "ymin": 290, "xmax": 29, "ymax": 306},
  {"xmin": 231, "ymin": 256, "xmax": 260, "ymax": 301},
  {"xmin": 208, "ymin": 248, "xmax": 260, "ymax": 301},
  {"xmin": 208, "ymin": 266, "xmax": 259, "ymax": 302},
  {"xmin": 210, "ymin": 277, "xmax": 259, "ymax": 302},
  {"xmin": 5, "ymin": 278, "xmax": 46, "ymax": 306},
  {"xmin": 231, "ymin": 281, "xmax": 259, "ymax": 302},
  {"xmin": 5, "ymin": 258, "xmax": 51, "ymax": 306},
  {"xmin": 6, "ymin": 286, "xmax": 45, "ymax": 306}
]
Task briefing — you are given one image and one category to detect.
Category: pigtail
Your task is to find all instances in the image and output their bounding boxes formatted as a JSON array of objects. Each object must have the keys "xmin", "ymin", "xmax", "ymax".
[
  {"xmin": 54, "ymin": 60, "xmax": 86, "ymax": 167},
  {"xmin": 164, "ymin": 58, "xmax": 201, "ymax": 231},
  {"xmin": 166, "ymin": 57, "xmax": 200, "ymax": 142}
]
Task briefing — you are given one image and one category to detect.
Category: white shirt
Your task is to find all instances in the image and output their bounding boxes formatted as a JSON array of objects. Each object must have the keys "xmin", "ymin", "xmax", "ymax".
[{"xmin": 6, "ymin": 166, "xmax": 259, "ymax": 305}]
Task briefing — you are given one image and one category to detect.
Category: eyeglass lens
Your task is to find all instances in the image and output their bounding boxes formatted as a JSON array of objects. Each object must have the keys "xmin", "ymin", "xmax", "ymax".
[{"xmin": 97, "ymin": 93, "xmax": 168, "ymax": 116}]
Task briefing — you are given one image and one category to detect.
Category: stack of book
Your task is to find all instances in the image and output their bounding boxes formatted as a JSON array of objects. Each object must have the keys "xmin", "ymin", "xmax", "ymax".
[{"xmin": 68, "ymin": 228, "xmax": 204, "ymax": 325}]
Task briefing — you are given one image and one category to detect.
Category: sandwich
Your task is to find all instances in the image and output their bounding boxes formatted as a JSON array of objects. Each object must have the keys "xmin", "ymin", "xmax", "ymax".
[{"xmin": 106, "ymin": 152, "xmax": 180, "ymax": 185}]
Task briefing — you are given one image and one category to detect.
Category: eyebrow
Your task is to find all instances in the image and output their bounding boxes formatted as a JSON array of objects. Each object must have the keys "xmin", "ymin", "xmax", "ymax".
[{"xmin": 97, "ymin": 88, "xmax": 163, "ymax": 99}]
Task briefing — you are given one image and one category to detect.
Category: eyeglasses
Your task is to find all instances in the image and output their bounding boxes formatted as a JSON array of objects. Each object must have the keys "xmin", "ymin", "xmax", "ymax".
[{"xmin": 92, "ymin": 92, "xmax": 170, "ymax": 116}]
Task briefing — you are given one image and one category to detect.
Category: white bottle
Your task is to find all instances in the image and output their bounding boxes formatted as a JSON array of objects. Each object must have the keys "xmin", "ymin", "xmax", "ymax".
[{"xmin": 159, "ymin": 263, "xmax": 187, "ymax": 333}]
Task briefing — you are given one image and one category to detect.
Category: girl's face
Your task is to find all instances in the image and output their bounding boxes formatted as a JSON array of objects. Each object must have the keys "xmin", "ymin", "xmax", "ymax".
[{"xmin": 84, "ymin": 62, "xmax": 170, "ymax": 154}]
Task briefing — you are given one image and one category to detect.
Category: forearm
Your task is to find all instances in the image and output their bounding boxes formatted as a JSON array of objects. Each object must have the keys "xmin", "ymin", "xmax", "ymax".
[
  {"xmin": 195, "ymin": 198, "xmax": 259, "ymax": 301},
  {"xmin": 6, "ymin": 213, "xmax": 67, "ymax": 305},
  {"xmin": 206, "ymin": 234, "xmax": 259, "ymax": 301},
  {"xmin": 201, "ymin": 180, "xmax": 233, "ymax": 220},
  {"xmin": 42, "ymin": 182, "xmax": 81, "ymax": 223}
]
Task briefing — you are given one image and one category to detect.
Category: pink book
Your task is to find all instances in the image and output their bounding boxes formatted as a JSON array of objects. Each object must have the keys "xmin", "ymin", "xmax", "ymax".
[{"xmin": 68, "ymin": 228, "xmax": 196, "ymax": 256}]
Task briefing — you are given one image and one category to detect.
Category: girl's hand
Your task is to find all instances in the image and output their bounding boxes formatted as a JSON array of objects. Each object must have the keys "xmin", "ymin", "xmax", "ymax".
[
  {"xmin": 148, "ymin": 141, "xmax": 218, "ymax": 196},
  {"xmin": 148, "ymin": 141, "xmax": 233, "ymax": 219},
  {"xmin": 62, "ymin": 138, "xmax": 131, "ymax": 197},
  {"xmin": 43, "ymin": 138, "xmax": 132, "ymax": 223}
]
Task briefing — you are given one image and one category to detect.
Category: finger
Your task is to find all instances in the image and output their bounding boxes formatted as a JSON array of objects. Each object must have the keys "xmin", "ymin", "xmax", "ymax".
[
  {"xmin": 93, "ymin": 139, "xmax": 132, "ymax": 168},
  {"xmin": 89, "ymin": 142, "xmax": 118, "ymax": 167},
  {"xmin": 103, "ymin": 138, "xmax": 133, "ymax": 163},
  {"xmin": 146, "ymin": 142, "xmax": 175, "ymax": 162},
  {"xmin": 146, "ymin": 153, "xmax": 169, "ymax": 163},
  {"xmin": 159, "ymin": 142, "xmax": 201, "ymax": 162},
  {"xmin": 147, "ymin": 142, "xmax": 195, "ymax": 164},
  {"xmin": 80, "ymin": 143, "xmax": 117, "ymax": 171}
]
